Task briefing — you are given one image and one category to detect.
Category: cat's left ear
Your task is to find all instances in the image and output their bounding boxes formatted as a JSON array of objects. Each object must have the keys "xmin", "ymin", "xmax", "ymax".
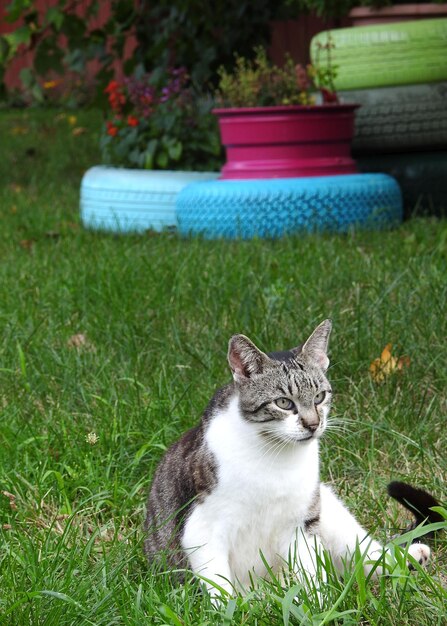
[{"xmin": 299, "ymin": 319, "xmax": 332, "ymax": 371}]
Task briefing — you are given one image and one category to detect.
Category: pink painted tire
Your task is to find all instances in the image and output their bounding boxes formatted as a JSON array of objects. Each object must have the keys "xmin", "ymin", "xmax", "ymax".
[{"xmin": 213, "ymin": 104, "xmax": 359, "ymax": 179}]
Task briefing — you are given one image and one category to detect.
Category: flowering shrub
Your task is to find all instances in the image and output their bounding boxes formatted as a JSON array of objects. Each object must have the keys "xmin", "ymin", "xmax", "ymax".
[
  {"xmin": 100, "ymin": 69, "xmax": 222, "ymax": 171},
  {"xmin": 215, "ymin": 46, "xmax": 338, "ymax": 108}
]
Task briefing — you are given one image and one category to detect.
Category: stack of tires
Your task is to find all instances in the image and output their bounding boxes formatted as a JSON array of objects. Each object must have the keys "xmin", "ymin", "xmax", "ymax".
[{"xmin": 311, "ymin": 18, "xmax": 447, "ymax": 217}]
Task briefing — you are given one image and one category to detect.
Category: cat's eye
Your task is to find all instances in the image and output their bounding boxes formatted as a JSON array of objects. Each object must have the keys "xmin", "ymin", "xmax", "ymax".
[
  {"xmin": 314, "ymin": 391, "xmax": 326, "ymax": 405},
  {"xmin": 275, "ymin": 397, "xmax": 295, "ymax": 410}
]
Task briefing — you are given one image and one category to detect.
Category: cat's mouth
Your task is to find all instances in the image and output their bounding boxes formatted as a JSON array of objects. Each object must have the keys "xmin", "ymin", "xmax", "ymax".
[{"xmin": 259, "ymin": 429, "xmax": 318, "ymax": 444}]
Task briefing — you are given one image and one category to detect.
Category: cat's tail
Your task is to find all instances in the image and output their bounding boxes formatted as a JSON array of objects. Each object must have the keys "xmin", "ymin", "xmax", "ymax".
[{"xmin": 387, "ymin": 481, "xmax": 444, "ymax": 539}]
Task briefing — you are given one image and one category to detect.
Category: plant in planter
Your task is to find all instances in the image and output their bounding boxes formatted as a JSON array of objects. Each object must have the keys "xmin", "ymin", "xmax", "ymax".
[
  {"xmin": 100, "ymin": 68, "xmax": 222, "ymax": 172},
  {"xmin": 213, "ymin": 46, "xmax": 359, "ymax": 179}
]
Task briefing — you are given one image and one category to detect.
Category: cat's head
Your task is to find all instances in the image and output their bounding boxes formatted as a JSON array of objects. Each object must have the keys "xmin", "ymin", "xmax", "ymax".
[{"xmin": 228, "ymin": 320, "xmax": 332, "ymax": 444}]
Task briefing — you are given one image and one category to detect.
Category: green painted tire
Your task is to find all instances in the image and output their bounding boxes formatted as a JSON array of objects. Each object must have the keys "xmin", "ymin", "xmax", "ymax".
[
  {"xmin": 340, "ymin": 83, "xmax": 447, "ymax": 153},
  {"xmin": 311, "ymin": 19, "xmax": 447, "ymax": 90}
]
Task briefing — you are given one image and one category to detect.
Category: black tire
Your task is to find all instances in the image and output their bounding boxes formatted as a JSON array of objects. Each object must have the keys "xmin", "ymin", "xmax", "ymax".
[
  {"xmin": 340, "ymin": 83, "xmax": 447, "ymax": 153},
  {"xmin": 357, "ymin": 151, "xmax": 447, "ymax": 217}
]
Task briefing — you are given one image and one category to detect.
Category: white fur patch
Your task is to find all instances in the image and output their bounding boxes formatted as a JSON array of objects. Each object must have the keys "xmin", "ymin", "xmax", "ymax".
[{"xmin": 181, "ymin": 396, "xmax": 320, "ymax": 590}]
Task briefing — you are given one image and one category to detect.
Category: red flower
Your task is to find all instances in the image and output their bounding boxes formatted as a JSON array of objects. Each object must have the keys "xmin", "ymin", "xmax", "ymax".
[
  {"xmin": 127, "ymin": 115, "xmax": 139, "ymax": 127},
  {"xmin": 106, "ymin": 121, "xmax": 118, "ymax": 137},
  {"xmin": 105, "ymin": 80, "xmax": 126, "ymax": 112},
  {"xmin": 105, "ymin": 80, "xmax": 120, "ymax": 94}
]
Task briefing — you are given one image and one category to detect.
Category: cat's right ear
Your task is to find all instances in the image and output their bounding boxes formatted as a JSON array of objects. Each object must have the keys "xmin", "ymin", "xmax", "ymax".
[{"xmin": 228, "ymin": 335, "xmax": 269, "ymax": 382}]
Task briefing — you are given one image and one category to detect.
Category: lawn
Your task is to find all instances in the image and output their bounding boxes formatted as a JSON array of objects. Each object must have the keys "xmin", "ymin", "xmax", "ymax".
[{"xmin": 0, "ymin": 107, "xmax": 446, "ymax": 625}]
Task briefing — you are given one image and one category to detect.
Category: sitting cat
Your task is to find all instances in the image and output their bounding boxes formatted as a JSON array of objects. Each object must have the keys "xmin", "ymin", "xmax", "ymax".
[{"xmin": 144, "ymin": 320, "xmax": 430, "ymax": 597}]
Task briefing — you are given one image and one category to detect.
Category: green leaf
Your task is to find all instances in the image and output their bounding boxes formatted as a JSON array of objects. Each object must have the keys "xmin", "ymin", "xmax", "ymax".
[
  {"xmin": 0, "ymin": 36, "xmax": 10, "ymax": 64},
  {"xmin": 39, "ymin": 590, "xmax": 84, "ymax": 609},
  {"xmin": 157, "ymin": 604, "xmax": 183, "ymax": 626},
  {"xmin": 4, "ymin": 0, "xmax": 33, "ymax": 23},
  {"xmin": 16, "ymin": 341, "xmax": 27, "ymax": 380},
  {"xmin": 280, "ymin": 584, "xmax": 303, "ymax": 626},
  {"xmin": 30, "ymin": 82, "xmax": 44, "ymax": 103},
  {"xmin": 430, "ymin": 506, "xmax": 447, "ymax": 519},
  {"xmin": 4, "ymin": 25, "xmax": 32, "ymax": 50},
  {"xmin": 388, "ymin": 521, "xmax": 447, "ymax": 546},
  {"xmin": 156, "ymin": 150, "xmax": 169, "ymax": 169},
  {"xmin": 19, "ymin": 66, "xmax": 34, "ymax": 87},
  {"xmin": 144, "ymin": 139, "xmax": 158, "ymax": 170},
  {"xmin": 64, "ymin": 48, "xmax": 86, "ymax": 74},
  {"xmin": 45, "ymin": 6, "xmax": 64, "ymax": 30},
  {"xmin": 167, "ymin": 141, "xmax": 182, "ymax": 161}
]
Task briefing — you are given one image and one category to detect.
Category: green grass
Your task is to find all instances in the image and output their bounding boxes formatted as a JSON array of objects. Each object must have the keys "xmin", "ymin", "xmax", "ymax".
[{"xmin": 0, "ymin": 107, "xmax": 446, "ymax": 625}]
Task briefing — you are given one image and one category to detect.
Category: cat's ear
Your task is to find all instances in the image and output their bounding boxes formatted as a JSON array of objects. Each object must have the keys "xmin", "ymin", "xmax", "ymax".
[
  {"xmin": 228, "ymin": 335, "xmax": 270, "ymax": 381},
  {"xmin": 300, "ymin": 319, "xmax": 332, "ymax": 371}
]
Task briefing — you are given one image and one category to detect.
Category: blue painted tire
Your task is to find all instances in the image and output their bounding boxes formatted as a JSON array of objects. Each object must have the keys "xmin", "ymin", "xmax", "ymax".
[
  {"xmin": 176, "ymin": 174, "xmax": 402, "ymax": 239},
  {"xmin": 80, "ymin": 166, "xmax": 219, "ymax": 233}
]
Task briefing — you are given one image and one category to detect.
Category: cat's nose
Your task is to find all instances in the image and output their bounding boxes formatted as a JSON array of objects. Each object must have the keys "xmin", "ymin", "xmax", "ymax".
[{"xmin": 301, "ymin": 415, "xmax": 319, "ymax": 432}]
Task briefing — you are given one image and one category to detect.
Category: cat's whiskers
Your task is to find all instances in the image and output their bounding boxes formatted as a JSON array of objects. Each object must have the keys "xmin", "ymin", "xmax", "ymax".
[
  {"xmin": 254, "ymin": 425, "xmax": 316, "ymax": 467},
  {"xmin": 251, "ymin": 427, "xmax": 302, "ymax": 466},
  {"xmin": 323, "ymin": 420, "xmax": 350, "ymax": 443},
  {"xmin": 254, "ymin": 432, "xmax": 292, "ymax": 465},
  {"xmin": 270, "ymin": 439, "xmax": 294, "ymax": 466}
]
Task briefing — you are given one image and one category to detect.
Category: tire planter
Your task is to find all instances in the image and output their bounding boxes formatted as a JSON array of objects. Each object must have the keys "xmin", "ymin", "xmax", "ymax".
[
  {"xmin": 80, "ymin": 166, "xmax": 219, "ymax": 233},
  {"xmin": 340, "ymin": 82, "xmax": 447, "ymax": 153},
  {"xmin": 176, "ymin": 174, "xmax": 402, "ymax": 239},
  {"xmin": 310, "ymin": 18, "xmax": 447, "ymax": 90},
  {"xmin": 213, "ymin": 105, "xmax": 359, "ymax": 179},
  {"xmin": 358, "ymin": 151, "xmax": 447, "ymax": 218}
]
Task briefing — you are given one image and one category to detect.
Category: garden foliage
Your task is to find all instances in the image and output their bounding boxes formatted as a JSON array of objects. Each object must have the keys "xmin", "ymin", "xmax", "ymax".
[
  {"xmin": 100, "ymin": 69, "xmax": 222, "ymax": 171},
  {"xmin": 0, "ymin": 0, "xmax": 306, "ymax": 103}
]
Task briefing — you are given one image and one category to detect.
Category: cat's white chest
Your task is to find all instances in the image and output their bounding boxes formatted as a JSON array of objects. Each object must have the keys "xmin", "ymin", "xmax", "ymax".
[{"xmin": 181, "ymin": 397, "xmax": 320, "ymax": 587}]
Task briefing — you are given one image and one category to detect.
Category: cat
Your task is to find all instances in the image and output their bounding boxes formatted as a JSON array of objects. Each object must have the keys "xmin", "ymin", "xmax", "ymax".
[{"xmin": 144, "ymin": 320, "xmax": 431, "ymax": 597}]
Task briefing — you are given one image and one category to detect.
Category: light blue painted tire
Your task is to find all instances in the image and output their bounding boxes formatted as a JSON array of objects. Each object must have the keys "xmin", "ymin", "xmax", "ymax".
[
  {"xmin": 176, "ymin": 174, "xmax": 402, "ymax": 239},
  {"xmin": 80, "ymin": 166, "xmax": 219, "ymax": 233}
]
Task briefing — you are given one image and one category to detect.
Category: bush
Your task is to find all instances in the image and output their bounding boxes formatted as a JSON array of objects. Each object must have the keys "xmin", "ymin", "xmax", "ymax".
[
  {"xmin": 100, "ymin": 69, "xmax": 222, "ymax": 171},
  {"xmin": 0, "ymin": 0, "xmax": 309, "ymax": 104}
]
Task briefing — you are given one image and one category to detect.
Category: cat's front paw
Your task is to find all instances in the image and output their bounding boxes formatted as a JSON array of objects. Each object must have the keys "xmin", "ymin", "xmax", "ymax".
[{"xmin": 407, "ymin": 543, "xmax": 430, "ymax": 570}]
